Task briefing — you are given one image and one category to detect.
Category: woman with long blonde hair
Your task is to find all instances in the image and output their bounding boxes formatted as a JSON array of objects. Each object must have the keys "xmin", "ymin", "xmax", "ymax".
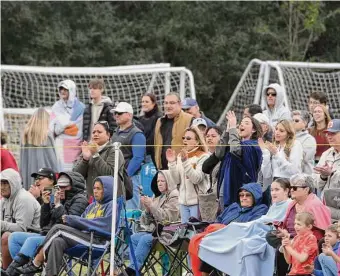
[
  {"xmin": 308, "ymin": 104, "xmax": 331, "ymax": 163},
  {"xmin": 166, "ymin": 125, "xmax": 209, "ymax": 223},
  {"xmin": 20, "ymin": 108, "xmax": 59, "ymax": 190},
  {"xmin": 260, "ymin": 119, "xmax": 303, "ymax": 183}
]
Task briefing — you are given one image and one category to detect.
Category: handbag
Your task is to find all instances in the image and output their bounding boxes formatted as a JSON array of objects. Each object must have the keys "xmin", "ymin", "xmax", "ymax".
[{"xmin": 197, "ymin": 174, "xmax": 219, "ymax": 222}]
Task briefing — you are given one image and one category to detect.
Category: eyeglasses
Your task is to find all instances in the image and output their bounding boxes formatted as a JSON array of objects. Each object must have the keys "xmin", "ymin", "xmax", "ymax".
[
  {"xmin": 239, "ymin": 193, "xmax": 252, "ymax": 198},
  {"xmin": 267, "ymin": 93, "xmax": 277, "ymax": 97},
  {"xmin": 182, "ymin": 136, "xmax": 193, "ymax": 141},
  {"xmin": 35, "ymin": 176, "xmax": 47, "ymax": 181},
  {"xmin": 164, "ymin": 101, "xmax": 179, "ymax": 105},
  {"xmin": 291, "ymin": 186, "xmax": 307, "ymax": 191},
  {"xmin": 114, "ymin": 112, "xmax": 126, "ymax": 116},
  {"xmin": 95, "ymin": 121, "xmax": 109, "ymax": 129}
]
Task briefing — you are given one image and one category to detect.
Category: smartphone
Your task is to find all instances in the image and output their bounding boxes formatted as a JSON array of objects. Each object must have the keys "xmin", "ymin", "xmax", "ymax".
[{"xmin": 44, "ymin": 187, "xmax": 55, "ymax": 204}]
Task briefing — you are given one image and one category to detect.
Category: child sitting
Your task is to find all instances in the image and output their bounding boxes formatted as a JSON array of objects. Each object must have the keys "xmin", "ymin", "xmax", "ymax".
[
  {"xmin": 313, "ymin": 223, "xmax": 340, "ymax": 276},
  {"xmin": 281, "ymin": 212, "xmax": 318, "ymax": 276}
]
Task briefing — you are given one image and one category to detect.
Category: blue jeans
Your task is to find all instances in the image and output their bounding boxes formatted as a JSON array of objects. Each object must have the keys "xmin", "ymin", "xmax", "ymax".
[
  {"xmin": 8, "ymin": 232, "xmax": 45, "ymax": 260},
  {"xmin": 128, "ymin": 232, "xmax": 154, "ymax": 271},
  {"xmin": 126, "ymin": 174, "xmax": 141, "ymax": 210},
  {"xmin": 180, "ymin": 204, "xmax": 199, "ymax": 223},
  {"xmin": 314, "ymin": 253, "xmax": 338, "ymax": 276}
]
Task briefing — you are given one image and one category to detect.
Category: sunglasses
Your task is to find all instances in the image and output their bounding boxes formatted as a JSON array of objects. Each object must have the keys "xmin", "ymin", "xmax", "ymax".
[
  {"xmin": 95, "ymin": 120, "xmax": 109, "ymax": 128},
  {"xmin": 182, "ymin": 136, "xmax": 194, "ymax": 141},
  {"xmin": 267, "ymin": 93, "xmax": 277, "ymax": 97},
  {"xmin": 291, "ymin": 186, "xmax": 307, "ymax": 191},
  {"xmin": 239, "ymin": 193, "xmax": 252, "ymax": 198},
  {"xmin": 114, "ymin": 112, "xmax": 126, "ymax": 116}
]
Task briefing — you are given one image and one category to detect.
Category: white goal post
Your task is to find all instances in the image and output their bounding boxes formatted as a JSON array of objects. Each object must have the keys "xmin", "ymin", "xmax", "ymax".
[
  {"xmin": 217, "ymin": 59, "xmax": 340, "ymax": 125},
  {"xmin": 1, "ymin": 64, "xmax": 196, "ymax": 160}
]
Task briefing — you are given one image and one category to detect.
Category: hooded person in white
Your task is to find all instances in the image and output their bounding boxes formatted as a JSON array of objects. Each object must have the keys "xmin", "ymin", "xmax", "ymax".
[
  {"xmin": 50, "ymin": 80, "xmax": 85, "ymax": 170},
  {"xmin": 1, "ymin": 168, "xmax": 41, "ymax": 233},
  {"xmin": 262, "ymin": 83, "xmax": 291, "ymax": 128}
]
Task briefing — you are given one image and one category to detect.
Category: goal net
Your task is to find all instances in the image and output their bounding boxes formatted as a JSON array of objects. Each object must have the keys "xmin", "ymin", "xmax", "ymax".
[
  {"xmin": 1, "ymin": 64, "xmax": 196, "ymax": 161},
  {"xmin": 217, "ymin": 59, "xmax": 340, "ymax": 125}
]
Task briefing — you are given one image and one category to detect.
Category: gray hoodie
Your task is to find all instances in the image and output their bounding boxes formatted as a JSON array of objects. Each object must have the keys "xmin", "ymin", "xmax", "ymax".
[
  {"xmin": 295, "ymin": 130, "xmax": 317, "ymax": 175},
  {"xmin": 263, "ymin": 83, "xmax": 291, "ymax": 128},
  {"xmin": 1, "ymin": 168, "xmax": 41, "ymax": 232}
]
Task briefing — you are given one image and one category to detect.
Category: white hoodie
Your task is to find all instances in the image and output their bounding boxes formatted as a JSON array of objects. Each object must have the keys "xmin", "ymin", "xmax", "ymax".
[{"xmin": 263, "ymin": 83, "xmax": 291, "ymax": 128}]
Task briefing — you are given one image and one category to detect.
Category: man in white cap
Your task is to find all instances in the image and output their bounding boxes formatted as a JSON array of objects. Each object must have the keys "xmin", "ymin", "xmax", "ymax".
[
  {"xmin": 192, "ymin": 118, "xmax": 208, "ymax": 136},
  {"xmin": 111, "ymin": 102, "xmax": 146, "ymax": 209},
  {"xmin": 253, "ymin": 113, "xmax": 272, "ymax": 142}
]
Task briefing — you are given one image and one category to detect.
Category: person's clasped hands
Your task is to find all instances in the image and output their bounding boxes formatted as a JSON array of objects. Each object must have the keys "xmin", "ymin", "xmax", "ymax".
[{"xmin": 81, "ymin": 140, "xmax": 99, "ymax": 161}]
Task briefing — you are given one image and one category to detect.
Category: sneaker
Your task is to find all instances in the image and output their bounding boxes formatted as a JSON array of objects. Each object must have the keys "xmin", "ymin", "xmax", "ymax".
[{"xmin": 16, "ymin": 261, "xmax": 42, "ymax": 274}]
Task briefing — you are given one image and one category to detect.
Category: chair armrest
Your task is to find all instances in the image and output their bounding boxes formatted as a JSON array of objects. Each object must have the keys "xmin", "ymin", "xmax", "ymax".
[{"xmin": 88, "ymin": 227, "xmax": 111, "ymax": 240}]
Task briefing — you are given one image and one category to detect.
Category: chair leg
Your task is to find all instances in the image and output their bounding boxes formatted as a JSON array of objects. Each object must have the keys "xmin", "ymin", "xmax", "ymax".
[{"xmin": 87, "ymin": 232, "xmax": 94, "ymax": 276}]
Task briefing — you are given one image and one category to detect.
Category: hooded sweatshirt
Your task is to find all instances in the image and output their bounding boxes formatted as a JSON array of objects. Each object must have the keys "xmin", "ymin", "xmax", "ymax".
[
  {"xmin": 0, "ymin": 168, "xmax": 41, "ymax": 232},
  {"xmin": 295, "ymin": 130, "xmax": 316, "ymax": 175},
  {"xmin": 262, "ymin": 83, "xmax": 291, "ymax": 128},
  {"xmin": 217, "ymin": 183, "xmax": 268, "ymax": 225},
  {"xmin": 50, "ymin": 79, "xmax": 85, "ymax": 170},
  {"xmin": 65, "ymin": 175, "xmax": 114, "ymax": 234},
  {"xmin": 137, "ymin": 170, "xmax": 179, "ymax": 232},
  {"xmin": 40, "ymin": 171, "xmax": 88, "ymax": 234}
]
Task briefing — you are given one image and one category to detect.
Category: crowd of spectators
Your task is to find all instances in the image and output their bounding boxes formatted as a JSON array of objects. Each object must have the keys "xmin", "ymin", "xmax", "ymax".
[{"xmin": 1, "ymin": 79, "xmax": 339, "ymax": 276}]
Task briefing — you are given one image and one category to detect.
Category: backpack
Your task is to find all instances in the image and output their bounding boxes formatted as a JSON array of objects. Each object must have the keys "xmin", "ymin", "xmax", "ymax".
[{"xmin": 119, "ymin": 167, "xmax": 133, "ymax": 200}]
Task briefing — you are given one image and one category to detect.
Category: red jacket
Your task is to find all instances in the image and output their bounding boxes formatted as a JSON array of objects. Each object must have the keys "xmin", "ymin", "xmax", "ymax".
[{"xmin": 0, "ymin": 147, "xmax": 19, "ymax": 172}]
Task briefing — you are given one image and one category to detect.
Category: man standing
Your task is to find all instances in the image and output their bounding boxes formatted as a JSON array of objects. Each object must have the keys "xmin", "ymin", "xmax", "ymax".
[
  {"xmin": 182, "ymin": 97, "xmax": 215, "ymax": 127},
  {"xmin": 314, "ymin": 119, "xmax": 340, "ymax": 221},
  {"xmin": 111, "ymin": 102, "xmax": 146, "ymax": 209},
  {"xmin": 154, "ymin": 93, "xmax": 193, "ymax": 169},
  {"xmin": 262, "ymin": 83, "xmax": 291, "ymax": 128},
  {"xmin": 82, "ymin": 79, "xmax": 116, "ymax": 141}
]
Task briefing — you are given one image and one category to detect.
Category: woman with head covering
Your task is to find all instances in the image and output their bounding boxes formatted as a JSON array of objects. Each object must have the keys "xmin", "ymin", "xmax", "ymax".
[{"xmin": 50, "ymin": 80, "xmax": 85, "ymax": 171}]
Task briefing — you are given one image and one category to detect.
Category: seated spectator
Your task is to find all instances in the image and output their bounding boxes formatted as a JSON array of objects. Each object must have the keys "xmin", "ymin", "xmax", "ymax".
[
  {"xmin": 0, "ymin": 169, "xmax": 41, "ymax": 270},
  {"xmin": 0, "ymin": 132, "xmax": 18, "ymax": 172},
  {"xmin": 182, "ymin": 97, "xmax": 215, "ymax": 127},
  {"xmin": 166, "ymin": 125, "xmax": 209, "ymax": 223},
  {"xmin": 188, "ymin": 183, "xmax": 268, "ymax": 276},
  {"xmin": 20, "ymin": 107, "xmax": 59, "ymax": 190},
  {"xmin": 291, "ymin": 110, "xmax": 317, "ymax": 174},
  {"xmin": 197, "ymin": 178, "xmax": 291, "ymax": 276},
  {"xmin": 253, "ymin": 112, "xmax": 273, "ymax": 142},
  {"xmin": 82, "ymin": 78, "xmax": 116, "ymax": 142},
  {"xmin": 281, "ymin": 212, "xmax": 318, "ymax": 276},
  {"xmin": 313, "ymin": 224, "xmax": 339, "ymax": 276},
  {"xmin": 216, "ymin": 111, "xmax": 262, "ymax": 209},
  {"xmin": 154, "ymin": 92, "xmax": 193, "ymax": 170},
  {"xmin": 50, "ymin": 79, "xmax": 85, "ymax": 171},
  {"xmin": 309, "ymin": 104, "xmax": 331, "ymax": 163},
  {"xmin": 119, "ymin": 170, "xmax": 179, "ymax": 276},
  {"xmin": 266, "ymin": 174, "xmax": 331, "ymax": 276},
  {"xmin": 308, "ymin": 91, "xmax": 332, "ymax": 127},
  {"xmin": 314, "ymin": 119, "xmax": 340, "ymax": 221},
  {"xmin": 262, "ymin": 83, "xmax": 291, "ymax": 128},
  {"xmin": 73, "ymin": 121, "xmax": 125, "ymax": 197},
  {"xmin": 28, "ymin": 168, "xmax": 57, "ymax": 204},
  {"xmin": 139, "ymin": 93, "xmax": 162, "ymax": 165},
  {"xmin": 259, "ymin": 119, "xmax": 303, "ymax": 191},
  {"xmin": 3, "ymin": 171, "xmax": 88, "ymax": 276},
  {"xmin": 192, "ymin": 118, "xmax": 208, "ymax": 136},
  {"xmin": 15, "ymin": 176, "xmax": 114, "ymax": 276},
  {"xmin": 243, "ymin": 103, "xmax": 262, "ymax": 118}
]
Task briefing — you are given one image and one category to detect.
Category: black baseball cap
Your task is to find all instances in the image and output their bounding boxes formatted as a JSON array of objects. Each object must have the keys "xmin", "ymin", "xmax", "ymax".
[{"xmin": 31, "ymin": 168, "xmax": 57, "ymax": 184}]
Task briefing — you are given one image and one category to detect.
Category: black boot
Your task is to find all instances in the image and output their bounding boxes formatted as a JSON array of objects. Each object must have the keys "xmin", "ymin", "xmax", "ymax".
[
  {"xmin": 1, "ymin": 260, "xmax": 25, "ymax": 276},
  {"xmin": 15, "ymin": 261, "xmax": 43, "ymax": 275}
]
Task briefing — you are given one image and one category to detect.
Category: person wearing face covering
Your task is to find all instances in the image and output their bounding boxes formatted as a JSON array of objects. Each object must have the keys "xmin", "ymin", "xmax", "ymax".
[{"xmin": 50, "ymin": 80, "xmax": 85, "ymax": 171}]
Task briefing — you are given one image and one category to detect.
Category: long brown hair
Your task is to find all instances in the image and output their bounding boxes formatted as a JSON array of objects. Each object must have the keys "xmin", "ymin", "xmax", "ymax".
[
  {"xmin": 22, "ymin": 107, "xmax": 50, "ymax": 146},
  {"xmin": 273, "ymin": 119, "xmax": 295, "ymax": 158},
  {"xmin": 242, "ymin": 116, "xmax": 263, "ymax": 140},
  {"xmin": 185, "ymin": 125, "xmax": 208, "ymax": 153},
  {"xmin": 309, "ymin": 104, "xmax": 331, "ymax": 135}
]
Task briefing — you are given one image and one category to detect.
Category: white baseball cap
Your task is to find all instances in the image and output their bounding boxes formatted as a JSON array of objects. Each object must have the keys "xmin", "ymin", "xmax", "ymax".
[
  {"xmin": 110, "ymin": 102, "xmax": 133, "ymax": 114},
  {"xmin": 253, "ymin": 113, "xmax": 270, "ymax": 125},
  {"xmin": 192, "ymin": 118, "xmax": 207, "ymax": 128}
]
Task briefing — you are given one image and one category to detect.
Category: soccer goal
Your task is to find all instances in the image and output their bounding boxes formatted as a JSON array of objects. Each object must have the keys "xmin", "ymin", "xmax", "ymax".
[
  {"xmin": 1, "ymin": 64, "xmax": 196, "ymax": 160},
  {"xmin": 217, "ymin": 59, "xmax": 340, "ymax": 125}
]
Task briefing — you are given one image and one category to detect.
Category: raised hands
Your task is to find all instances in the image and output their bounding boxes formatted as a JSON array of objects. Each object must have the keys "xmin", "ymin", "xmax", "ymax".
[
  {"xmin": 166, "ymin": 148, "xmax": 176, "ymax": 163},
  {"xmin": 314, "ymin": 162, "xmax": 333, "ymax": 177},
  {"xmin": 226, "ymin": 111, "xmax": 237, "ymax": 129},
  {"xmin": 180, "ymin": 149, "xmax": 188, "ymax": 162},
  {"xmin": 81, "ymin": 141, "xmax": 99, "ymax": 160}
]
